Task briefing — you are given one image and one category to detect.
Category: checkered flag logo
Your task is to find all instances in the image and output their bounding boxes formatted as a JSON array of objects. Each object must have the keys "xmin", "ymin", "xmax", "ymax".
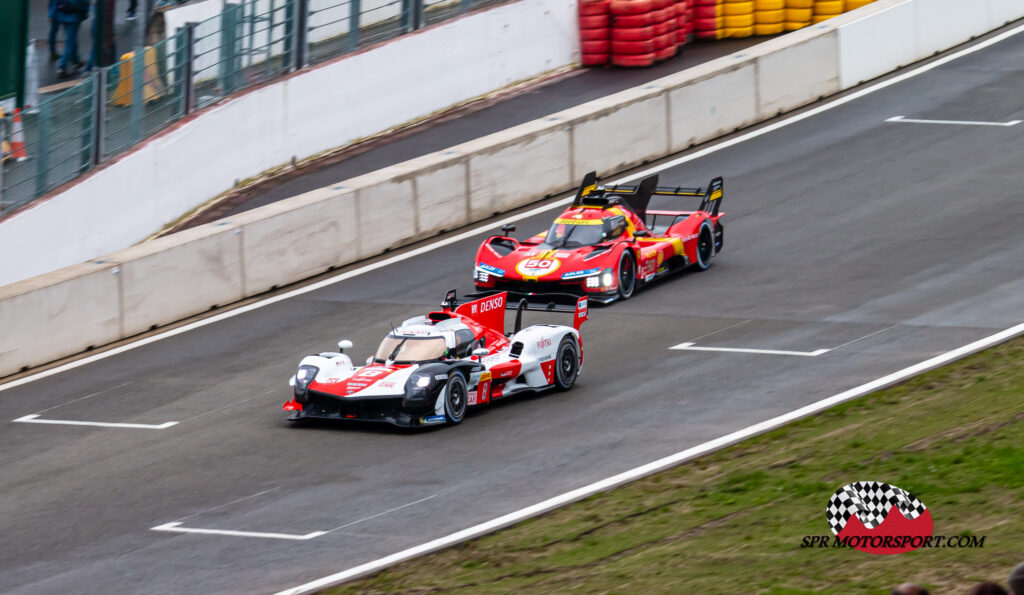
[{"xmin": 826, "ymin": 481, "xmax": 927, "ymax": 535}]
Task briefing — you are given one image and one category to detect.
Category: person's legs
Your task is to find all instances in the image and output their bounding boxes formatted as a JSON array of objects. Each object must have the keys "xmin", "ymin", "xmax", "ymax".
[
  {"xmin": 49, "ymin": 19, "xmax": 60, "ymax": 59},
  {"xmin": 127, "ymin": 0, "xmax": 138, "ymax": 18},
  {"xmin": 58, "ymin": 19, "xmax": 81, "ymax": 74}
]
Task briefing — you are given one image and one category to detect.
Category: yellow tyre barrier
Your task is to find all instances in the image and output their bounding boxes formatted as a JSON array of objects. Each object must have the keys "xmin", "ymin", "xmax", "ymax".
[
  {"xmin": 755, "ymin": 0, "xmax": 785, "ymax": 9},
  {"xmin": 723, "ymin": 1, "xmax": 755, "ymax": 15},
  {"xmin": 722, "ymin": 25, "xmax": 754, "ymax": 37},
  {"xmin": 813, "ymin": 0, "xmax": 844, "ymax": 16},
  {"xmin": 754, "ymin": 22, "xmax": 785, "ymax": 34},
  {"xmin": 755, "ymin": 8, "xmax": 785, "ymax": 22},
  {"xmin": 724, "ymin": 13, "xmax": 755, "ymax": 27},
  {"xmin": 845, "ymin": 0, "xmax": 874, "ymax": 9}
]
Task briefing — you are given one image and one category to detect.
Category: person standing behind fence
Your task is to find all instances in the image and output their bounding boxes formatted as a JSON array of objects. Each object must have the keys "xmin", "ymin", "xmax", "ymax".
[
  {"xmin": 55, "ymin": 0, "xmax": 90, "ymax": 79},
  {"xmin": 48, "ymin": 0, "xmax": 62, "ymax": 61}
]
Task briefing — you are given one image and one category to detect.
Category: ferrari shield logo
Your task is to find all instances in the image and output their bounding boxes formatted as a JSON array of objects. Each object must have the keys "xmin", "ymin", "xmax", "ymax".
[{"xmin": 516, "ymin": 258, "xmax": 561, "ymax": 277}]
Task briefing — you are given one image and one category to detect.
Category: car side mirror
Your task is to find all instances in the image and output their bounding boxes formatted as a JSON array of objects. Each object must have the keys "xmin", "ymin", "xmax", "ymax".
[
  {"xmin": 633, "ymin": 229, "xmax": 650, "ymax": 238},
  {"xmin": 338, "ymin": 339, "xmax": 353, "ymax": 352},
  {"xmin": 472, "ymin": 347, "xmax": 489, "ymax": 358},
  {"xmin": 501, "ymin": 224, "xmax": 516, "ymax": 235}
]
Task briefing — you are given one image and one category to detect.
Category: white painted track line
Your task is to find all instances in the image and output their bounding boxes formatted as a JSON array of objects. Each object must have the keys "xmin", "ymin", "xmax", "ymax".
[
  {"xmin": 151, "ymin": 522, "xmax": 326, "ymax": 541},
  {"xmin": 11, "ymin": 414, "xmax": 179, "ymax": 429},
  {"xmin": 4, "ymin": 21, "xmax": 1022, "ymax": 396},
  {"xmin": 276, "ymin": 320, "xmax": 1024, "ymax": 595},
  {"xmin": 886, "ymin": 115, "xmax": 1022, "ymax": 126},
  {"xmin": 669, "ymin": 342, "xmax": 830, "ymax": 357}
]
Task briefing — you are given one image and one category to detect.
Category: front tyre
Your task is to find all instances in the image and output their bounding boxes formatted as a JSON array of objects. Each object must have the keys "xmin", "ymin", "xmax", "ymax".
[
  {"xmin": 694, "ymin": 220, "xmax": 715, "ymax": 271},
  {"xmin": 617, "ymin": 249, "xmax": 637, "ymax": 300},
  {"xmin": 553, "ymin": 336, "xmax": 580, "ymax": 391},
  {"xmin": 443, "ymin": 373, "xmax": 468, "ymax": 424}
]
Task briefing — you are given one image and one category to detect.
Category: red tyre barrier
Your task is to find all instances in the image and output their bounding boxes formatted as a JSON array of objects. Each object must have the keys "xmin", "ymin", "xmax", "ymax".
[
  {"xmin": 653, "ymin": 32, "xmax": 674, "ymax": 50},
  {"xmin": 650, "ymin": 0, "xmax": 673, "ymax": 8},
  {"xmin": 582, "ymin": 52, "xmax": 612, "ymax": 66},
  {"xmin": 654, "ymin": 45, "xmax": 677, "ymax": 61},
  {"xmin": 580, "ymin": 14, "xmax": 611, "ymax": 28},
  {"xmin": 610, "ymin": 0, "xmax": 655, "ymax": 15},
  {"xmin": 612, "ymin": 12, "xmax": 656, "ymax": 26},
  {"xmin": 612, "ymin": 38, "xmax": 657, "ymax": 53},
  {"xmin": 613, "ymin": 52, "xmax": 657, "ymax": 66},
  {"xmin": 579, "ymin": 0, "xmax": 610, "ymax": 15},
  {"xmin": 580, "ymin": 27, "xmax": 611, "ymax": 40},
  {"xmin": 694, "ymin": 5, "xmax": 717, "ymax": 18},
  {"xmin": 612, "ymin": 26, "xmax": 655, "ymax": 40},
  {"xmin": 582, "ymin": 40, "xmax": 612, "ymax": 53},
  {"xmin": 652, "ymin": 19, "xmax": 674, "ymax": 35}
]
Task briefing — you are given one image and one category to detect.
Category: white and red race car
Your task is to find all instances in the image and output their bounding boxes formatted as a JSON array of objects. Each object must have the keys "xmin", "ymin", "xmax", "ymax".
[{"xmin": 282, "ymin": 290, "xmax": 587, "ymax": 428}]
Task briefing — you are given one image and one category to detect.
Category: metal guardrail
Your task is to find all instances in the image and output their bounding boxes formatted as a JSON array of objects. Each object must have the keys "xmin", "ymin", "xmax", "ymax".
[{"xmin": 0, "ymin": 0, "xmax": 510, "ymax": 210}]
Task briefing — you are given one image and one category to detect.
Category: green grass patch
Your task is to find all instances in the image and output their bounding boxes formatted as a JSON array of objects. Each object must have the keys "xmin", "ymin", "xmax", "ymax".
[{"xmin": 330, "ymin": 337, "xmax": 1024, "ymax": 594}]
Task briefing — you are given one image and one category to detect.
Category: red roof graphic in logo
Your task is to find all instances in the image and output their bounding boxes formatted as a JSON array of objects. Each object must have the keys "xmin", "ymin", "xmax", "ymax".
[{"xmin": 826, "ymin": 481, "xmax": 934, "ymax": 554}]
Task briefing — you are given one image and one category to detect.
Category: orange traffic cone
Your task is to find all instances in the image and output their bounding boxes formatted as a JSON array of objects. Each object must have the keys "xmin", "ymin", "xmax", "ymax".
[{"xmin": 10, "ymin": 108, "xmax": 28, "ymax": 161}]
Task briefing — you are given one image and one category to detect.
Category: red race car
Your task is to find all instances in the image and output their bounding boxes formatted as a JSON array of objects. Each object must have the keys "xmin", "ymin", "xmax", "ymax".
[{"xmin": 473, "ymin": 171, "xmax": 725, "ymax": 303}]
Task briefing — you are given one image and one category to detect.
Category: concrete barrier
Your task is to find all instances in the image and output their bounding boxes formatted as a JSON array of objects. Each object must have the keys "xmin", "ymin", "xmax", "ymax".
[
  {"xmin": 2, "ymin": 0, "xmax": 1023, "ymax": 377},
  {"xmin": 0, "ymin": 262, "xmax": 121, "ymax": 374},
  {"xmin": 115, "ymin": 224, "xmax": 244, "ymax": 335}
]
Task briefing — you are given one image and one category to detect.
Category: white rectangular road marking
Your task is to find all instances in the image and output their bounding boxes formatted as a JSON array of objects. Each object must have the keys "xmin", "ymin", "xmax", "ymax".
[
  {"xmin": 11, "ymin": 414, "xmax": 178, "ymax": 429},
  {"xmin": 886, "ymin": 115, "xmax": 1022, "ymax": 127},
  {"xmin": 669, "ymin": 342, "xmax": 830, "ymax": 357},
  {"xmin": 151, "ymin": 522, "xmax": 326, "ymax": 541}
]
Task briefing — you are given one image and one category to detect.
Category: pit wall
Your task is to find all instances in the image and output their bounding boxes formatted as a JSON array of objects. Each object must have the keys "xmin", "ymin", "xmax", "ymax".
[
  {"xmin": 1, "ymin": 0, "xmax": 1021, "ymax": 377},
  {"xmin": 0, "ymin": 0, "xmax": 578, "ymax": 288}
]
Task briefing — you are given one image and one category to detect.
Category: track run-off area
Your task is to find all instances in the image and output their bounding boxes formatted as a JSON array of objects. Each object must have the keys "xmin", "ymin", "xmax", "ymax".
[{"xmin": 2, "ymin": 24, "xmax": 1023, "ymax": 595}]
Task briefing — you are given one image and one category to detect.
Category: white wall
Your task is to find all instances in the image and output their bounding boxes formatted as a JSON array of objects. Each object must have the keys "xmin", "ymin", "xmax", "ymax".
[{"xmin": 0, "ymin": 0, "xmax": 578, "ymax": 288}]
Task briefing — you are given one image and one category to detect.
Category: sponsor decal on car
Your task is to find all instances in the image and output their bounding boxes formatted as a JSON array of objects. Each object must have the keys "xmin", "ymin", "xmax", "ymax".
[
  {"xmin": 554, "ymin": 252, "xmax": 571, "ymax": 258},
  {"xmin": 561, "ymin": 267, "xmax": 601, "ymax": 280},
  {"xmin": 377, "ymin": 380, "xmax": 396, "ymax": 389},
  {"xmin": 470, "ymin": 294, "xmax": 505, "ymax": 315},
  {"xmin": 434, "ymin": 373, "xmax": 448, "ymax": 380},
  {"xmin": 420, "ymin": 415, "xmax": 446, "ymax": 424},
  {"xmin": 476, "ymin": 263, "xmax": 505, "ymax": 277},
  {"xmin": 516, "ymin": 258, "xmax": 561, "ymax": 277},
  {"xmin": 536, "ymin": 337, "xmax": 552, "ymax": 350}
]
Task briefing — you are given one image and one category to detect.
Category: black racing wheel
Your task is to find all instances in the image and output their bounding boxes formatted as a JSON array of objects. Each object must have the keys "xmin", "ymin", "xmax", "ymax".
[
  {"xmin": 553, "ymin": 336, "xmax": 580, "ymax": 391},
  {"xmin": 443, "ymin": 373, "xmax": 468, "ymax": 424},
  {"xmin": 694, "ymin": 221, "xmax": 715, "ymax": 271},
  {"xmin": 617, "ymin": 249, "xmax": 636, "ymax": 300}
]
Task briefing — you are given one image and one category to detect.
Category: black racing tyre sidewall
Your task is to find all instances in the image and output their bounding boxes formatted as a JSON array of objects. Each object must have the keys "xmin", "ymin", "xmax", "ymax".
[
  {"xmin": 444, "ymin": 373, "xmax": 468, "ymax": 424},
  {"xmin": 554, "ymin": 336, "xmax": 579, "ymax": 391},
  {"xmin": 714, "ymin": 221, "xmax": 724, "ymax": 254},
  {"xmin": 617, "ymin": 249, "xmax": 637, "ymax": 300},
  {"xmin": 695, "ymin": 220, "xmax": 714, "ymax": 270}
]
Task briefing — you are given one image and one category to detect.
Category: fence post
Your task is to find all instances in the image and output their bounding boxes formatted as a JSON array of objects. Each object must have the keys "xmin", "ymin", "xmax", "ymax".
[
  {"xmin": 34, "ymin": 104, "xmax": 51, "ymax": 198},
  {"xmin": 183, "ymin": 23, "xmax": 196, "ymax": 115},
  {"xmin": 292, "ymin": 0, "xmax": 308, "ymax": 70},
  {"xmin": 413, "ymin": 0, "xmax": 424, "ymax": 30},
  {"xmin": 81, "ymin": 73, "xmax": 98, "ymax": 171},
  {"xmin": 348, "ymin": 0, "xmax": 360, "ymax": 52},
  {"xmin": 220, "ymin": 4, "xmax": 240, "ymax": 97},
  {"xmin": 95, "ymin": 67, "xmax": 107, "ymax": 162},
  {"xmin": 131, "ymin": 47, "xmax": 145, "ymax": 146}
]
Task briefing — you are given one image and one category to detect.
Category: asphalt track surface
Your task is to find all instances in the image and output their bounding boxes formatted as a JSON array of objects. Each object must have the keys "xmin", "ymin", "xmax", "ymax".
[{"xmin": 3, "ymin": 29, "xmax": 1024, "ymax": 594}]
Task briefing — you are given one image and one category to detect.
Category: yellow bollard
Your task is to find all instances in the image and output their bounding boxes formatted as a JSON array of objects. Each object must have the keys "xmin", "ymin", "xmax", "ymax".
[{"xmin": 110, "ymin": 47, "xmax": 167, "ymax": 107}]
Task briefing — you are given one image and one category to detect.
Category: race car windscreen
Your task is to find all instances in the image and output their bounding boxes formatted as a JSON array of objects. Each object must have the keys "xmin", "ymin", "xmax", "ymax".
[
  {"xmin": 373, "ymin": 335, "xmax": 448, "ymax": 363},
  {"xmin": 544, "ymin": 218, "xmax": 608, "ymax": 247}
]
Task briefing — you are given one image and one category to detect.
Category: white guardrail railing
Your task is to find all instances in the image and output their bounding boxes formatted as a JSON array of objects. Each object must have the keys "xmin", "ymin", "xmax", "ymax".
[{"xmin": 1, "ymin": 0, "xmax": 1021, "ymax": 378}]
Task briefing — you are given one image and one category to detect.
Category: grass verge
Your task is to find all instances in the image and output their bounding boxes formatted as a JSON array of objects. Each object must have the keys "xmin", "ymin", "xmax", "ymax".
[{"xmin": 332, "ymin": 337, "xmax": 1024, "ymax": 594}]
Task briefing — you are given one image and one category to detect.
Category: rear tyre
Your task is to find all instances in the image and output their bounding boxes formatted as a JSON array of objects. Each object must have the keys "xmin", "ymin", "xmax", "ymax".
[
  {"xmin": 714, "ymin": 221, "xmax": 724, "ymax": 254},
  {"xmin": 694, "ymin": 220, "xmax": 715, "ymax": 271},
  {"xmin": 617, "ymin": 250, "xmax": 637, "ymax": 300},
  {"xmin": 443, "ymin": 374, "xmax": 468, "ymax": 424},
  {"xmin": 553, "ymin": 336, "xmax": 580, "ymax": 391}
]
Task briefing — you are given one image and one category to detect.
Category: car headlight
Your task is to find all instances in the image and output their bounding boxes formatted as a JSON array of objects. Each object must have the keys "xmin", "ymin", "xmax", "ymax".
[
  {"xmin": 406, "ymin": 371, "xmax": 435, "ymax": 400},
  {"xmin": 476, "ymin": 270, "xmax": 489, "ymax": 283},
  {"xmin": 586, "ymin": 276, "xmax": 600, "ymax": 288},
  {"xmin": 601, "ymin": 269, "xmax": 614, "ymax": 288},
  {"xmin": 293, "ymin": 364, "xmax": 319, "ymax": 402}
]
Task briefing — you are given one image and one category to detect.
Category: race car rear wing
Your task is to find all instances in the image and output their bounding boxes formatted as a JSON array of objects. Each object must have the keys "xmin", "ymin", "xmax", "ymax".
[
  {"xmin": 461, "ymin": 290, "xmax": 589, "ymax": 333},
  {"xmin": 571, "ymin": 171, "xmax": 724, "ymax": 219}
]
